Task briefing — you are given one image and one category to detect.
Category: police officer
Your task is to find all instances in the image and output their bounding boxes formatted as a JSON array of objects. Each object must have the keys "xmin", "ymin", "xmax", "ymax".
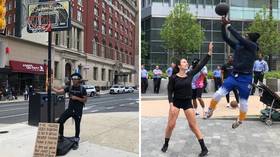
[
  {"xmin": 251, "ymin": 53, "xmax": 269, "ymax": 95},
  {"xmin": 52, "ymin": 73, "xmax": 87, "ymax": 150}
]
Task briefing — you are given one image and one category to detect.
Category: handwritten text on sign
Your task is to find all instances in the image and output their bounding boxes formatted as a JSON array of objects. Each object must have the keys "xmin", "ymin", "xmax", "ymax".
[{"xmin": 33, "ymin": 123, "xmax": 59, "ymax": 157}]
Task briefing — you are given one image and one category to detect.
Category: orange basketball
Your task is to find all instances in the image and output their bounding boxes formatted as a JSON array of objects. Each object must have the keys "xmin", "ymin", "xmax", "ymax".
[{"xmin": 230, "ymin": 101, "xmax": 238, "ymax": 108}]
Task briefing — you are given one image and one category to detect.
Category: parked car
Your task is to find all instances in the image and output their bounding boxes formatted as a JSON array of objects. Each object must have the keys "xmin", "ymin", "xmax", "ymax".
[
  {"xmin": 124, "ymin": 87, "xmax": 134, "ymax": 93},
  {"xmin": 110, "ymin": 85, "xmax": 125, "ymax": 94},
  {"xmin": 83, "ymin": 85, "xmax": 97, "ymax": 97}
]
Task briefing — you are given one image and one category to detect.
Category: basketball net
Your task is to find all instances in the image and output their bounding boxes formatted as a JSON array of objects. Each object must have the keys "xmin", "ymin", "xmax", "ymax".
[{"xmin": 27, "ymin": 16, "xmax": 51, "ymax": 33}]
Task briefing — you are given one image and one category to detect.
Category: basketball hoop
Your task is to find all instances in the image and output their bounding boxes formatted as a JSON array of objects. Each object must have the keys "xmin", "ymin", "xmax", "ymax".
[{"xmin": 27, "ymin": 16, "xmax": 51, "ymax": 33}]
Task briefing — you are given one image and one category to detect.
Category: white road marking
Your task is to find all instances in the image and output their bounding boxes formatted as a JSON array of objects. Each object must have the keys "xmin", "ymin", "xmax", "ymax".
[
  {"xmin": 0, "ymin": 113, "xmax": 28, "ymax": 119},
  {"xmin": 0, "ymin": 107, "xmax": 27, "ymax": 113},
  {"xmin": 106, "ymin": 107, "xmax": 115, "ymax": 110},
  {"xmin": 90, "ymin": 110, "xmax": 99, "ymax": 113}
]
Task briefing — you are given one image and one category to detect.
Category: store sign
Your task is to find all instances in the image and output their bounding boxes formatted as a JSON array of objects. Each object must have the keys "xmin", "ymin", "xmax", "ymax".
[{"xmin": 10, "ymin": 60, "xmax": 45, "ymax": 74}]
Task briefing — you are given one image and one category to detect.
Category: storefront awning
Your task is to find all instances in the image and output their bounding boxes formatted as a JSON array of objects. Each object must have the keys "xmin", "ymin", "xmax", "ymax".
[{"xmin": 9, "ymin": 60, "xmax": 45, "ymax": 75}]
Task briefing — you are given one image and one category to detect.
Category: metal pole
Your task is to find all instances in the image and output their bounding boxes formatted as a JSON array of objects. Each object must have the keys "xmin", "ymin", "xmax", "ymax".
[{"xmin": 47, "ymin": 31, "xmax": 52, "ymax": 123}]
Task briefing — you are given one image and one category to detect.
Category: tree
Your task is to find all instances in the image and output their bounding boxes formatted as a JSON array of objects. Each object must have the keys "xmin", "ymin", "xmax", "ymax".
[
  {"xmin": 160, "ymin": 3, "xmax": 204, "ymax": 57},
  {"xmin": 141, "ymin": 32, "xmax": 148, "ymax": 64},
  {"xmin": 248, "ymin": 7, "xmax": 280, "ymax": 70}
]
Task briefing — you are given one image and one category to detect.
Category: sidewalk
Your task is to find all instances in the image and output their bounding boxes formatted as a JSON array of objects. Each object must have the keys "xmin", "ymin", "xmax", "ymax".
[
  {"xmin": 0, "ymin": 90, "xmax": 110, "ymax": 104},
  {"xmin": 141, "ymin": 95, "xmax": 265, "ymax": 118},
  {"xmin": 0, "ymin": 112, "xmax": 139, "ymax": 157}
]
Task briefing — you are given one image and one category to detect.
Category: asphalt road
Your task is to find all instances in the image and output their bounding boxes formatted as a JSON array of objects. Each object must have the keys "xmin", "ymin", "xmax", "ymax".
[{"xmin": 0, "ymin": 92, "xmax": 139, "ymax": 124}]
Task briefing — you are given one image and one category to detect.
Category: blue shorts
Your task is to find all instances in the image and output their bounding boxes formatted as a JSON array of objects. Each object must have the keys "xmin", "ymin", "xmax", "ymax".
[{"xmin": 222, "ymin": 74, "xmax": 253, "ymax": 100}]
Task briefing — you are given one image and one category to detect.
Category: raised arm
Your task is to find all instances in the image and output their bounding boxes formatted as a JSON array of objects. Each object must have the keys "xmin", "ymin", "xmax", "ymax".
[
  {"xmin": 190, "ymin": 42, "xmax": 213, "ymax": 75},
  {"xmin": 222, "ymin": 16, "xmax": 257, "ymax": 51},
  {"xmin": 167, "ymin": 76, "xmax": 175, "ymax": 103},
  {"xmin": 222, "ymin": 24, "xmax": 236, "ymax": 49}
]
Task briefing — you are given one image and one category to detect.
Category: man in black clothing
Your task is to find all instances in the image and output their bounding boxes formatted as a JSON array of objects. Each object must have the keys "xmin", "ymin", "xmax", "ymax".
[
  {"xmin": 221, "ymin": 55, "xmax": 239, "ymax": 107},
  {"xmin": 52, "ymin": 73, "xmax": 87, "ymax": 150}
]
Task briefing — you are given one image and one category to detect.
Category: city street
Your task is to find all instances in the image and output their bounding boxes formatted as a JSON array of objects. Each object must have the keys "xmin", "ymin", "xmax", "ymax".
[{"xmin": 0, "ymin": 92, "xmax": 139, "ymax": 124}]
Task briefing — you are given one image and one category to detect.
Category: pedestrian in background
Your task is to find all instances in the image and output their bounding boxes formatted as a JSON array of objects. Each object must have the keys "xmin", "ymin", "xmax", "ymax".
[
  {"xmin": 222, "ymin": 55, "xmax": 239, "ymax": 107},
  {"xmin": 153, "ymin": 66, "xmax": 162, "ymax": 94},
  {"xmin": 166, "ymin": 62, "xmax": 176, "ymax": 78},
  {"xmin": 213, "ymin": 65, "xmax": 222, "ymax": 91},
  {"xmin": 251, "ymin": 53, "xmax": 269, "ymax": 95},
  {"xmin": 141, "ymin": 65, "xmax": 148, "ymax": 94},
  {"xmin": 190, "ymin": 59, "xmax": 208, "ymax": 117}
]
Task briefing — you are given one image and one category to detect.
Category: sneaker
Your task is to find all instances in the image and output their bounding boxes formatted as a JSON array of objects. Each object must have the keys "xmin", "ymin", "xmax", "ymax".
[
  {"xmin": 226, "ymin": 103, "xmax": 230, "ymax": 108},
  {"xmin": 204, "ymin": 108, "xmax": 213, "ymax": 119},
  {"xmin": 198, "ymin": 148, "xmax": 209, "ymax": 157},
  {"xmin": 161, "ymin": 144, "xmax": 168, "ymax": 153},
  {"xmin": 72, "ymin": 142, "xmax": 79, "ymax": 150},
  {"xmin": 195, "ymin": 112, "xmax": 200, "ymax": 116},
  {"xmin": 232, "ymin": 120, "xmax": 242, "ymax": 129}
]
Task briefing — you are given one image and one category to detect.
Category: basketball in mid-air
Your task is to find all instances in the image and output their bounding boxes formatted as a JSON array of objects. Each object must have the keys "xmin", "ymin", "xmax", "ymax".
[
  {"xmin": 215, "ymin": 3, "xmax": 229, "ymax": 16},
  {"xmin": 230, "ymin": 101, "xmax": 238, "ymax": 108}
]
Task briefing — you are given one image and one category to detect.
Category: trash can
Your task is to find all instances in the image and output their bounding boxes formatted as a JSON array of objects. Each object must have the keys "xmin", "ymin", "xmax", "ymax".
[
  {"xmin": 53, "ymin": 95, "xmax": 65, "ymax": 122},
  {"xmin": 28, "ymin": 92, "xmax": 54, "ymax": 126},
  {"xmin": 28, "ymin": 92, "xmax": 65, "ymax": 126}
]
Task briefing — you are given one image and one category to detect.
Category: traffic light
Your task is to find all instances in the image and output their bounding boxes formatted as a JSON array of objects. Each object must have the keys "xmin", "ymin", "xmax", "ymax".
[{"xmin": 0, "ymin": 0, "xmax": 6, "ymax": 30}]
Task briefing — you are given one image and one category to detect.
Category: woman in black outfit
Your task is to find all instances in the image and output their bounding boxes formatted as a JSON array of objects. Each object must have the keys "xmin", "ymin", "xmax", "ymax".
[{"xmin": 161, "ymin": 42, "xmax": 213, "ymax": 157}]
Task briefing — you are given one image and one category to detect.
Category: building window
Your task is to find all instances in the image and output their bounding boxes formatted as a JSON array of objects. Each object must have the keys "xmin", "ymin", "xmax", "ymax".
[
  {"xmin": 108, "ymin": 70, "xmax": 112, "ymax": 81},
  {"xmin": 94, "ymin": 20, "xmax": 98, "ymax": 30},
  {"xmin": 109, "ymin": 17, "xmax": 112, "ymax": 25},
  {"xmin": 102, "ymin": 13, "xmax": 106, "ymax": 21},
  {"xmin": 77, "ymin": 10, "xmax": 82, "ymax": 22},
  {"xmin": 109, "ymin": 28, "xmax": 112, "ymax": 36},
  {"xmin": 93, "ymin": 38, "xmax": 98, "ymax": 56},
  {"xmin": 94, "ymin": 0, "xmax": 98, "ymax": 3},
  {"xmin": 102, "ymin": 1, "xmax": 106, "ymax": 8},
  {"xmin": 115, "ymin": 32, "xmax": 118, "ymax": 39},
  {"xmin": 78, "ymin": 0, "xmax": 82, "ymax": 5},
  {"xmin": 54, "ymin": 61, "xmax": 59, "ymax": 79},
  {"xmin": 9, "ymin": 1, "xmax": 12, "ymax": 10},
  {"xmin": 93, "ymin": 67, "xmax": 98, "ymax": 80},
  {"xmin": 66, "ymin": 31, "xmax": 71, "ymax": 48},
  {"xmin": 94, "ymin": 7, "xmax": 99, "ymax": 16},
  {"xmin": 115, "ymin": 21, "xmax": 118, "ymax": 28},
  {"xmin": 101, "ymin": 68, "xmax": 105, "ymax": 81},
  {"xmin": 55, "ymin": 33, "xmax": 59, "ymax": 45},
  {"xmin": 102, "ymin": 24, "xmax": 106, "ymax": 34},
  {"xmin": 77, "ymin": 29, "xmax": 81, "ymax": 50},
  {"xmin": 109, "ymin": 7, "xmax": 112, "ymax": 14},
  {"xmin": 102, "ymin": 40, "xmax": 106, "ymax": 57}
]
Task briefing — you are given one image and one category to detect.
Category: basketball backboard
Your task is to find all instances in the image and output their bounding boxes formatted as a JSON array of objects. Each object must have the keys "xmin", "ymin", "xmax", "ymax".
[{"xmin": 27, "ymin": 0, "xmax": 71, "ymax": 33}]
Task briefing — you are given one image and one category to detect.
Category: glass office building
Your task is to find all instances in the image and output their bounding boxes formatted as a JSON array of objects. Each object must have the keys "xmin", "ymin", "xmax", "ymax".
[{"xmin": 142, "ymin": 0, "xmax": 280, "ymax": 70}]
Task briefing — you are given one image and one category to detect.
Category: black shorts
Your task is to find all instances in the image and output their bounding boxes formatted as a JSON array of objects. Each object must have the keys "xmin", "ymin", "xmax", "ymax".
[
  {"xmin": 173, "ymin": 99, "xmax": 193, "ymax": 110},
  {"xmin": 192, "ymin": 88, "xmax": 203, "ymax": 99}
]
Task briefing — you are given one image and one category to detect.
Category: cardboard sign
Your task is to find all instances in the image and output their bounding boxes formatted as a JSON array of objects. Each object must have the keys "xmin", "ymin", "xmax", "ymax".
[{"xmin": 33, "ymin": 123, "xmax": 59, "ymax": 157}]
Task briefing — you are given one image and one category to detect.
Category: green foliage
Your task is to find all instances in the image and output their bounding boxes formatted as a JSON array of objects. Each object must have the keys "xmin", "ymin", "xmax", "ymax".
[
  {"xmin": 248, "ymin": 7, "xmax": 280, "ymax": 55},
  {"xmin": 207, "ymin": 71, "xmax": 213, "ymax": 79},
  {"xmin": 265, "ymin": 71, "xmax": 280, "ymax": 79},
  {"xmin": 141, "ymin": 32, "xmax": 149, "ymax": 63},
  {"xmin": 147, "ymin": 71, "xmax": 169, "ymax": 79},
  {"xmin": 160, "ymin": 3, "xmax": 204, "ymax": 56}
]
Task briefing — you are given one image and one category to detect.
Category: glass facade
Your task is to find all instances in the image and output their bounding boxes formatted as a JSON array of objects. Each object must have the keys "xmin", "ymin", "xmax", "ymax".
[{"xmin": 142, "ymin": 0, "xmax": 280, "ymax": 71}]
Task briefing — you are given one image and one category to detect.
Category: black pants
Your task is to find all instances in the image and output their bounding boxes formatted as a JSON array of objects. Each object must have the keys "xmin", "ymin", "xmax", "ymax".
[
  {"xmin": 226, "ymin": 88, "xmax": 239, "ymax": 103},
  {"xmin": 214, "ymin": 77, "xmax": 222, "ymax": 91},
  {"xmin": 58, "ymin": 106, "xmax": 83, "ymax": 138},
  {"xmin": 251, "ymin": 71, "xmax": 264, "ymax": 95},
  {"xmin": 141, "ymin": 78, "xmax": 148, "ymax": 93},
  {"xmin": 153, "ymin": 78, "xmax": 161, "ymax": 93}
]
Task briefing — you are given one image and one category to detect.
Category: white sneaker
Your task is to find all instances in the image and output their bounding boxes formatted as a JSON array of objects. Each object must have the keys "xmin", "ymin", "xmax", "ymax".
[
  {"xmin": 232, "ymin": 120, "xmax": 242, "ymax": 129},
  {"xmin": 226, "ymin": 103, "xmax": 230, "ymax": 108}
]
